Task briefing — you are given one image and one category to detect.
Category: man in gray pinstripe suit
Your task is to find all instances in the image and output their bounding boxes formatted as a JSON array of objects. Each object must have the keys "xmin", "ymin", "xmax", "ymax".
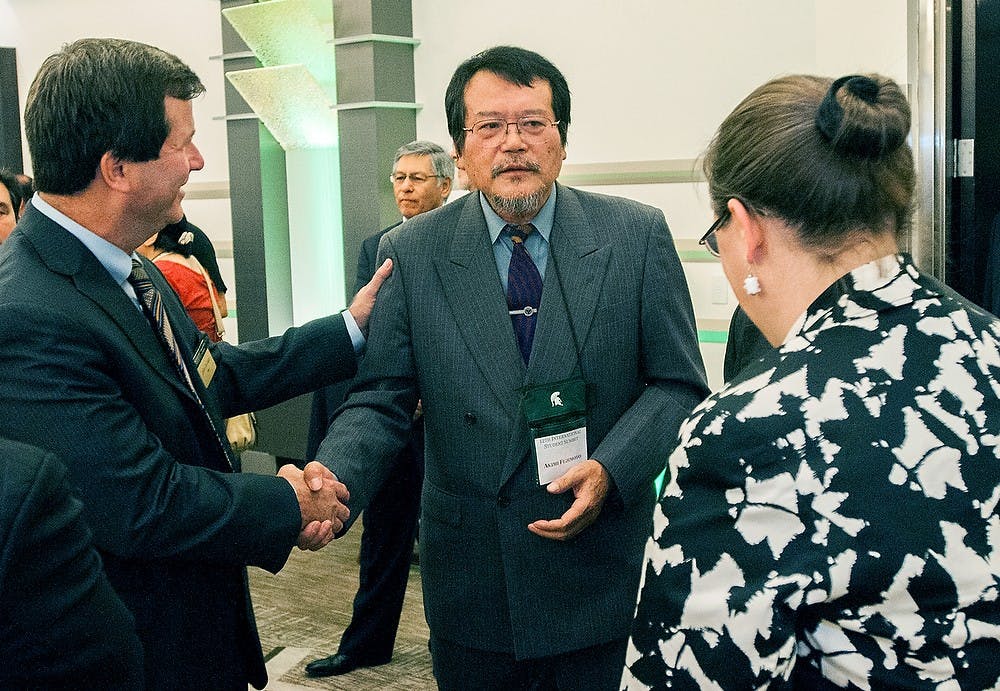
[{"xmin": 315, "ymin": 45, "xmax": 709, "ymax": 690}]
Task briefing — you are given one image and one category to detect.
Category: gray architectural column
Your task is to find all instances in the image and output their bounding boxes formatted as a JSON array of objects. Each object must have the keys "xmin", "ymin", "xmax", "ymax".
[
  {"xmin": 218, "ymin": 0, "xmax": 417, "ymax": 460},
  {"xmin": 333, "ymin": 0, "xmax": 417, "ymax": 299},
  {"xmin": 220, "ymin": 0, "xmax": 293, "ymax": 344},
  {"xmin": 220, "ymin": 0, "xmax": 298, "ymax": 458},
  {"xmin": 0, "ymin": 48, "xmax": 23, "ymax": 172}
]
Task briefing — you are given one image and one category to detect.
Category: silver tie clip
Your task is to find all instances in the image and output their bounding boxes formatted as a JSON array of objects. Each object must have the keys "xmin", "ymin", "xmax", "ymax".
[{"xmin": 509, "ymin": 306, "xmax": 538, "ymax": 317}]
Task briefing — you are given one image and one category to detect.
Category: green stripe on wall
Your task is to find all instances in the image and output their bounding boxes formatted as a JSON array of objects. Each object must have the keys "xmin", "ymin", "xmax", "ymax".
[{"xmin": 698, "ymin": 329, "xmax": 728, "ymax": 344}]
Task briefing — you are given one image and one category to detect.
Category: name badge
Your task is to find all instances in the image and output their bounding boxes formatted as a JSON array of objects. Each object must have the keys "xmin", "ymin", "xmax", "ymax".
[
  {"xmin": 519, "ymin": 377, "xmax": 588, "ymax": 485},
  {"xmin": 533, "ymin": 424, "xmax": 588, "ymax": 486},
  {"xmin": 193, "ymin": 336, "xmax": 216, "ymax": 388}
]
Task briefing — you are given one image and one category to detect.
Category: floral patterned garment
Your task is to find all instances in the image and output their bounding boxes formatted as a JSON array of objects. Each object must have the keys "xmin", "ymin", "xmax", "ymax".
[{"xmin": 623, "ymin": 255, "xmax": 1000, "ymax": 690}]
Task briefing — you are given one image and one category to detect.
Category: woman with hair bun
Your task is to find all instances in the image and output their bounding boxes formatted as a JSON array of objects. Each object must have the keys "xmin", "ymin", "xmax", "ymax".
[{"xmin": 623, "ymin": 74, "xmax": 1000, "ymax": 689}]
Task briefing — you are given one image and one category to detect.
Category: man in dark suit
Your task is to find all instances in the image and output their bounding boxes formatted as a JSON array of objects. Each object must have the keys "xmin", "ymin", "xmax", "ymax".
[
  {"xmin": 314, "ymin": 46, "xmax": 709, "ymax": 689},
  {"xmin": 0, "ymin": 438, "xmax": 143, "ymax": 689},
  {"xmin": 0, "ymin": 38, "xmax": 389, "ymax": 690},
  {"xmin": 305, "ymin": 140, "xmax": 453, "ymax": 677}
]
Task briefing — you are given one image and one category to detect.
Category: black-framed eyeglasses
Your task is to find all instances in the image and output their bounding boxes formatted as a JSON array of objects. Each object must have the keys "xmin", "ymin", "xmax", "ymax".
[
  {"xmin": 699, "ymin": 209, "xmax": 730, "ymax": 258},
  {"xmin": 462, "ymin": 116, "xmax": 560, "ymax": 142},
  {"xmin": 390, "ymin": 173, "xmax": 441, "ymax": 185}
]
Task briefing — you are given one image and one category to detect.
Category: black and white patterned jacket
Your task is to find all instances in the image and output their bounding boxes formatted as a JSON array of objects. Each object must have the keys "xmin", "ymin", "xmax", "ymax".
[{"xmin": 624, "ymin": 254, "xmax": 1000, "ymax": 689}]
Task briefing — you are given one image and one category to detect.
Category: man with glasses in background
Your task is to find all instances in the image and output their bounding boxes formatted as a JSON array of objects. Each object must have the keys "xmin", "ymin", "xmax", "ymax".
[
  {"xmin": 314, "ymin": 46, "xmax": 708, "ymax": 689},
  {"xmin": 306, "ymin": 140, "xmax": 452, "ymax": 678}
]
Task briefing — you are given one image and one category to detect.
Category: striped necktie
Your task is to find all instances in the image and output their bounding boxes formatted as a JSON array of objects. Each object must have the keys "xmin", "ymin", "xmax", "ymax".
[
  {"xmin": 504, "ymin": 223, "xmax": 542, "ymax": 363},
  {"xmin": 128, "ymin": 258, "xmax": 195, "ymax": 391},
  {"xmin": 127, "ymin": 258, "xmax": 234, "ymax": 468}
]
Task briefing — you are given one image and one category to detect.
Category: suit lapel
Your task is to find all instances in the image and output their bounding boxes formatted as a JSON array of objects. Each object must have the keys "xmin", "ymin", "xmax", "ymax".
[
  {"xmin": 434, "ymin": 194, "xmax": 525, "ymax": 419},
  {"xmin": 528, "ymin": 185, "xmax": 610, "ymax": 381},
  {"xmin": 24, "ymin": 214, "xmax": 198, "ymax": 403}
]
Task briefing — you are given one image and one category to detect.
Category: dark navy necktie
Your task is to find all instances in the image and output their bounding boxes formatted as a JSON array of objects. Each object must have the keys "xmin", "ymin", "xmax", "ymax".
[{"xmin": 504, "ymin": 223, "xmax": 542, "ymax": 363}]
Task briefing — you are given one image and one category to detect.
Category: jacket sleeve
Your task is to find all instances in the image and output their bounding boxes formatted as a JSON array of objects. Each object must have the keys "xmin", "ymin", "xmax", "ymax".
[
  {"xmin": 315, "ymin": 232, "xmax": 418, "ymax": 529},
  {"xmin": 590, "ymin": 208, "xmax": 710, "ymax": 507}
]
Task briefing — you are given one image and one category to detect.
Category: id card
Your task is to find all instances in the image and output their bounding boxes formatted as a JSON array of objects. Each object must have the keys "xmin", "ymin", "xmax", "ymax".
[
  {"xmin": 532, "ymin": 419, "xmax": 588, "ymax": 485},
  {"xmin": 193, "ymin": 336, "xmax": 216, "ymax": 387},
  {"xmin": 519, "ymin": 377, "xmax": 588, "ymax": 485}
]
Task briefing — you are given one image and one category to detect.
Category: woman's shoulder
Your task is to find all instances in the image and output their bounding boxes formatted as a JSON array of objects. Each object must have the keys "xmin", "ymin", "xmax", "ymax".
[{"xmin": 154, "ymin": 256, "xmax": 207, "ymax": 292}]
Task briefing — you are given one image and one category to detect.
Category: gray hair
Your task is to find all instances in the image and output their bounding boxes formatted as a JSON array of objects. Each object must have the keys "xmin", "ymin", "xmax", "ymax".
[{"xmin": 393, "ymin": 140, "xmax": 454, "ymax": 180}]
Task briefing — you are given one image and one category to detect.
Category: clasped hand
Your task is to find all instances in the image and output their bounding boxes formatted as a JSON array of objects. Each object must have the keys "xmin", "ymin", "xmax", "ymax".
[{"xmin": 277, "ymin": 461, "xmax": 350, "ymax": 551}]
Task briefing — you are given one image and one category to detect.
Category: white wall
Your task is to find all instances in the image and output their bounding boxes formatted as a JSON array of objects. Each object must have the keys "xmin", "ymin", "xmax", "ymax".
[{"xmin": 412, "ymin": 1, "xmax": 910, "ymax": 165}]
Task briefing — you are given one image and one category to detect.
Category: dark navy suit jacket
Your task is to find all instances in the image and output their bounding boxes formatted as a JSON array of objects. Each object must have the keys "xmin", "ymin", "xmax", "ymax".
[
  {"xmin": 0, "ymin": 438, "xmax": 143, "ymax": 689},
  {"xmin": 0, "ymin": 204, "xmax": 358, "ymax": 689}
]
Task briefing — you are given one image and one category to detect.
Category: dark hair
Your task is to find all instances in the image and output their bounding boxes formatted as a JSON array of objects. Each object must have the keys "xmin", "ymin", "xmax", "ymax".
[
  {"xmin": 0, "ymin": 169, "xmax": 24, "ymax": 220},
  {"xmin": 152, "ymin": 218, "xmax": 195, "ymax": 257},
  {"xmin": 24, "ymin": 38, "xmax": 205, "ymax": 195},
  {"xmin": 445, "ymin": 46, "xmax": 570, "ymax": 155},
  {"xmin": 704, "ymin": 74, "xmax": 914, "ymax": 253},
  {"xmin": 15, "ymin": 174, "xmax": 33, "ymax": 205}
]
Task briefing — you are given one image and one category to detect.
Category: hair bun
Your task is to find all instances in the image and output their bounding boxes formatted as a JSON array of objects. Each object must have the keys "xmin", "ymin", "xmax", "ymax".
[
  {"xmin": 844, "ymin": 75, "xmax": 879, "ymax": 104},
  {"xmin": 815, "ymin": 74, "xmax": 907, "ymax": 158}
]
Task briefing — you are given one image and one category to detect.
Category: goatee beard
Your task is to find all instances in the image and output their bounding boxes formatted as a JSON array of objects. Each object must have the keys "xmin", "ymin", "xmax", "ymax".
[{"xmin": 487, "ymin": 187, "xmax": 549, "ymax": 221}]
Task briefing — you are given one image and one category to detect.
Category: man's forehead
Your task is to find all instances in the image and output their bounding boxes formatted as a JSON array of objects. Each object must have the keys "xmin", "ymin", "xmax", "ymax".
[
  {"xmin": 393, "ymin": 154, "xmax": 433, "ymax": 171},
  {"xmin": 464, "ymin": 72, "xmax": 553, "ymax": 112},
  {"xmin": 164, "ymin": 97, "xmax": 194, "ymax": 127}
]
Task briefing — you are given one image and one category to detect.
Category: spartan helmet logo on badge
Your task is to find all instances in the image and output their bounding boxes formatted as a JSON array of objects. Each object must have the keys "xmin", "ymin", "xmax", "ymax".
[{"xmin": 550, "ymin": 391, "xmax": 563, "ymax": 407}]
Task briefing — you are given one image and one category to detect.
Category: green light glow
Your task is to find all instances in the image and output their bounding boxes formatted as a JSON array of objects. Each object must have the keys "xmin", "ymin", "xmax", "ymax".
[
  {"xmin": 223, "ymin": 0, "xmax": 346, "ymax": 327},
  {"xmin": 286, "ymin": 147, "xmax": 346, "ymax": 322},
  {"xmin": 698, "ymin": 329, "xmax": 729, "ymax": 344}
]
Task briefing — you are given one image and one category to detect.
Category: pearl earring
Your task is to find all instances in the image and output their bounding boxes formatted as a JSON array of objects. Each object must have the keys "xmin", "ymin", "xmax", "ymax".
[{"xmin": 744, "ymin": 271, "xmax": 761, "ymax": 296}]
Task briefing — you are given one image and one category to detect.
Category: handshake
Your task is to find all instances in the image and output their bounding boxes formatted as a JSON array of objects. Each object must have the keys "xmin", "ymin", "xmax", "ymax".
[{"xmin": 277, "ymin": 461, "xmax": 350, "ymax": 551}]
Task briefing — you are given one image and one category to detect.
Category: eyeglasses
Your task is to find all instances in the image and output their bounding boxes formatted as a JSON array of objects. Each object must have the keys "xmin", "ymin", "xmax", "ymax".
[
  {"xmin": 699, "ymin": 209, "xmax": 730, "ymax": 258},
  {"xmin": 462, "ymin": 116, "xmax": 560, "ymax": 142},
  {"xmin": 390, "ymin": 173, "xmax": 440, "ymax": 185}
]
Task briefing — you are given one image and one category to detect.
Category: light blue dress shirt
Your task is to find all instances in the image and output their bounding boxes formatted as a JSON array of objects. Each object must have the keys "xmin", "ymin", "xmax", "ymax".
[{"xmin": 481, "ymin": 185, "xmax": 555, "ymax": 292}]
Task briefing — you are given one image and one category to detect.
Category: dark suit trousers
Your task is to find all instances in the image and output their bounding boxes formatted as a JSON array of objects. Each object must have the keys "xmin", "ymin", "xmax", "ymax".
[
  {"xmin": 308, "ymin": 382, "xmax": 424, "ymax": 660},
  {"xmin": 429, "ymin": 635, "xmax": 628, "ymax": 691},
  {"xmin": 307, "ymin": 220, "xmax": 422, "ymax": 660},
  {"xmin": 337, "ymin": 422, "xmax": 424, "ymax": 660}
]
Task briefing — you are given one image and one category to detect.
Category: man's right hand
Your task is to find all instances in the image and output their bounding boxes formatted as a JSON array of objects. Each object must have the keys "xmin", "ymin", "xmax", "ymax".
[
  {"xmin": 277, "ymin": 461, "xmax": 350, "ymax": 551},
  {"xmin": 348, "ymin": 258, "xmax": 393, "ymax": 334}
]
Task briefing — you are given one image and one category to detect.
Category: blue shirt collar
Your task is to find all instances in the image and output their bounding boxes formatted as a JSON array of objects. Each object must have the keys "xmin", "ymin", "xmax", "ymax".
[
  {"xmin": 481, "ymin": 184, "xmax": 556, "ymax": 245},
  {"xmin": 31, "ymin": 193, "xmax": 136, "ymax": 288}
]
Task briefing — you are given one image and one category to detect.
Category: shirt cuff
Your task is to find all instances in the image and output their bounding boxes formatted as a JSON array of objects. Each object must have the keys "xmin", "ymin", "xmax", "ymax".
[{"xmin": 342, "ymin": 309, "xmax": 365, "ymax": 353}]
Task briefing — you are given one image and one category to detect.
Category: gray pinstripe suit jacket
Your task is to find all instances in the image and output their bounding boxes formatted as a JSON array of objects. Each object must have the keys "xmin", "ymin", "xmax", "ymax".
[{"xmin": 317, "ymin": 184, "xmax": 709, "ymax": 659}]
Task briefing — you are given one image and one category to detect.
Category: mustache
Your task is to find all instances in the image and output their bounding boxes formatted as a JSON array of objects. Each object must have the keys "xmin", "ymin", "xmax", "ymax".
[{"xmin": 491, "ymin": 159, "xmax": 541, "ymax": 178}]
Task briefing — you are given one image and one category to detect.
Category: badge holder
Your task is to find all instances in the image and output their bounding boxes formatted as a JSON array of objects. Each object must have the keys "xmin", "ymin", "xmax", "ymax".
[{"xmin": 520, "ymin": 376, "xmax": 588, "ymax": 485}]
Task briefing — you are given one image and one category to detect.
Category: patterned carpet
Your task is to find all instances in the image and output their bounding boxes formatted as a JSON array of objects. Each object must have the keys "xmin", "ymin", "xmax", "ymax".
[{"xmin": 249, "ymin": 524, "xmax": 435, "ymax": 690}]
